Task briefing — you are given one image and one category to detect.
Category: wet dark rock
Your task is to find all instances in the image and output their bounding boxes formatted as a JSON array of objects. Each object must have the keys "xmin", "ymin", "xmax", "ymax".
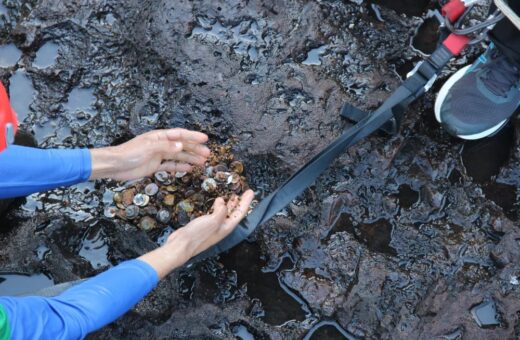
[{"xmin": 1, "ymin": 0, "xmax": 519, "ymax": 338}]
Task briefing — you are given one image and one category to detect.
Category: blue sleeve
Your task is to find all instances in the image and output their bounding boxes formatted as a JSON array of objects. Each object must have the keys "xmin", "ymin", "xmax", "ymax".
[
  {"xmin": 0, "ymin": 145, "xmax": 92, "ymax": 199},
  {"xmin": 0, "ymin": 259, "xmax": 159, "ymax": 340}
]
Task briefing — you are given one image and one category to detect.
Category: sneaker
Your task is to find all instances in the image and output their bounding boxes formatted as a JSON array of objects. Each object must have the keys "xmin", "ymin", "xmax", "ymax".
[{"xmin": 435, "ymin": 44, "xmax": 520, "ymax": 140}]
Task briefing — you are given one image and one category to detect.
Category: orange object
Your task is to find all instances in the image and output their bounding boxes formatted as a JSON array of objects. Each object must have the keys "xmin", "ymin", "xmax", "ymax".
[{"xmin": 0, "ymin": 82, "xmax": 18, "ymax": 152}]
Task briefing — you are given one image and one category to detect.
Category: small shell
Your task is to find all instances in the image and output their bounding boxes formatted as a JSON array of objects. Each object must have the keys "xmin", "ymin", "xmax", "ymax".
[
  {"xmin": 143, "ymin": 206, "xmax": 158, "ymax": 216},
  {"xmin": 139, "ymin": 216, "xmax": 157, "ymax": 231},
  {"xmin": 202, "ymin": 178, "xmax": 217, "ymax": 192},
  {"xmin": 230, "ymin": 161, "xmax": 244, "ymax": 174},
  {"xmin": 205, "ymin": 166, "xmax": 214, "ymax": 177},
  {"xmin": 214, "ymin": 164, "xmax": 228, "ymax": 173},
  {"xmin": 104, "ymin": 206, "xmax": 117, "ymax": 218},
  {"xmin": 215, "ymin": 171, "xmax": 230, "ymax": 182},
  {"xmin": 157, "ymin": 209, "xmax": 171, "ymax": 224},
  {"xmin": 176, "ymin": 200, "xmax": 194, "ymax": 213},
  {"xmin": 154, "ymin": 171, "xmax": 171, "ymax": 184},
  {"xmin": 175, "ymin": 171, "xmax": 187, "ymax": 178},
  {"xmin": 230, "ymin": 181, "xmax": 242, "ymax": 192},
  {"xmin": 191, "ymin": 192, "xmax": 205, "ymax": 206},
  {"xmin": 164, "ymin": 185, "xmax": 177, "ymax": 192},
  {"xmin": 113, "ymin": 192, "xmax": 123, "ymax": 204},
  {"xmin": 133, "ymin": 193, "xmax": 150, "ymax": 207},
  {"xmin": 177, "ymin": 210, "xmax": 190, "ymax": 225},
  {"xmin": 144, "ymin": 183, "xmax": 159, "ymax": 196},
  {"xmin": 125, "ymin": 205, "xmax": 140, "ymax": 219},
  {"xmin": 227, "ymin": 173, "xmax": 241, "ymax": 185},
  {"xmin": 163, "ymin": 194, "xmax": 176, "ymax": 206},
  {"xmin": 122, "ymin": 188, "xmax": 136, "ymax": 206}
]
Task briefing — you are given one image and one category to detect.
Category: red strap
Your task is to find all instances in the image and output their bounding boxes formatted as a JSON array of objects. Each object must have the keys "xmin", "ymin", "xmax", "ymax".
[
  {"xmin": 442, "ymin": 0, "xmax": 466, "ymax": 23},
  {"xmin": 0, "ymin": 82, "xmax": 18, "ymax": 151},
  {"xmin": 443, "ymin": 33, "xmax": 470, "ymax": 56}
]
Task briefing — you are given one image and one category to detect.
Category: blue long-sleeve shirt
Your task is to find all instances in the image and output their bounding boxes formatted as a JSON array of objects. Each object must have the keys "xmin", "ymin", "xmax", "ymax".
[
  {"xmin": 0, "ymin": 146, "xmax": 160, "ymax": 339},
  {"xmin": 0, "ymin": 145, "xmax": 91, "ymax": 198}
]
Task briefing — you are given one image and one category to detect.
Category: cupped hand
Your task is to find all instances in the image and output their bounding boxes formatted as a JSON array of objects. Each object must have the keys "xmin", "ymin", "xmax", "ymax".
[
  {"xmin": 138, "ymin": 190, "xmax": 255, "ymax": 279},
  {"xmin": 168, "ymin": 189, "xmax": 255, "ymax": 264},
  {"xmin": 89, "ymin": 128, "xmax": 210, "ymax": 181}
]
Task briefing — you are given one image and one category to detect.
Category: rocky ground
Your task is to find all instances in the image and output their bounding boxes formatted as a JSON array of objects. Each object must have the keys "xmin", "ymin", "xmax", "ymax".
[{"xmin": 1, "ymin": 0, "xmax": 520, "ymax": 339}]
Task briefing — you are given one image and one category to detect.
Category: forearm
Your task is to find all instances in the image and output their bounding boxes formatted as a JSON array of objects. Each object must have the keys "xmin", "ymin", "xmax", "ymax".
[
  {"xmin": 138, "ymin": 232, "xmax": 191, "ymax": 279},
  {"xmin": 0, "ymin": 146, "xmax": 91, "ymax": 199},
  {"xmin": 88, "ymin": 146, "xmax": 121, "ymax": 180},
  {"xmin": 0, "ymin": 259, "xmax": 158, "ymax": 340}
]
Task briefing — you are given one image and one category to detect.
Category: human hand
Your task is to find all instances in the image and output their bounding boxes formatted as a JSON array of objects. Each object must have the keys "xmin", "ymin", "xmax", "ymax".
[
  {"xmin": 89, "ymin": 129, "xmax": 210, "ymax": 181},
  {"xmin": 138, "ymin": 190, "xmax": 255, "ymax": 279}
]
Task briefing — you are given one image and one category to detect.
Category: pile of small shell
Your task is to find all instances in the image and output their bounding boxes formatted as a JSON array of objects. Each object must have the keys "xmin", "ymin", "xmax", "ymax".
[{"xmin": 103, "ymin": 143, "xmax": 250, "ymax": 231}]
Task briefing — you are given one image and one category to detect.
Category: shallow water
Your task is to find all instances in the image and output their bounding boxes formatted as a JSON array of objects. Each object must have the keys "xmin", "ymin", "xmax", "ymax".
[
  {"xmin": 303, "ymin": 45, "xmax": 328, "ymax": 66},
  {"xmin": 219, "ymin": 242, "xmax": 308, "ymax": 325},
  {"xmin": 0, "ymin": 43, "xmax": 21, "ymax": 67},
  {"xmin": 471, "ymin": 300, "xmax": 500, "ymax": 328},
  {"xmin": 8, "ymin": 68, "xmax": 35, "ymax": 122},
  {"xmin": 78, "ymin": 224, "xmax": 111, "ymax": 270},
  {"xmin": 1, "ymin": 0, "xmax": 518, "ymax": 338},
  {"xmin": 0, "ymin": 272, "xmax": 54, "ymax": 296},
  {"xmin": 33, "ymin": 42, "xmax": 59, "ymax": 69}
]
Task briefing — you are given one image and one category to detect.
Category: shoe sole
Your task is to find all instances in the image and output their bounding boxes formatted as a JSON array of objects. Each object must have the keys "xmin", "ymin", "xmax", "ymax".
[{"xmin": 434, "ymin": 65, "xmax": 507, "ymax": 140}]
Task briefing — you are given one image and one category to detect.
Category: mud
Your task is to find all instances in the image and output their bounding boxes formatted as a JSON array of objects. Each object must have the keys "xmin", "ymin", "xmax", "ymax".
[{"xmin": 1, "ymin": 0, "xmax": 520, "ymax": 339}]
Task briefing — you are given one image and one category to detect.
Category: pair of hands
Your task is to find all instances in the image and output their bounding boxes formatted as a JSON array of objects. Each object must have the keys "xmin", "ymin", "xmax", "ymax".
[{"xmin": 90, "ymin": 129, "xmax": 254, "ymax": 274}]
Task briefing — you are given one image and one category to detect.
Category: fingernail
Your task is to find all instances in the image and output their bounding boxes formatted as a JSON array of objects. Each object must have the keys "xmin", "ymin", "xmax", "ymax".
[{"xmin": 175, "ymin": 142, "xmax": 182, "ymax": 149}]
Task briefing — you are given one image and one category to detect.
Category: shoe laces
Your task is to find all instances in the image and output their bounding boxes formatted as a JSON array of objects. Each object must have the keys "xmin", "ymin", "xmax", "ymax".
[{"xmin": 481, "ymin": 49, "xmax": 520, "ymax": 97}]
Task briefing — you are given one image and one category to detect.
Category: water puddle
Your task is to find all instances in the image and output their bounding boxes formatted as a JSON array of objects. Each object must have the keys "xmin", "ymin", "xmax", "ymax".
[
  {"xmin": 33, "ymin": 118, "xmax": 72, "ymax": 145},
  {"xmin": 156, "ymin": 226, "xmax": 174, "ymax": 246},
  {"xmin": 35, "ymin": 245, "xmax": 51, "ymax": 260},
  {"xmin": 371, "ymin": 0, "xmax": 430, "ymax": 17},
  {"xmin": 461, "ymin": 124, "xmax": 513, "ymax": 182},
  {"xmin": 302, "ymin": 45, "xmax": 328, "ymax": 66},
  {"xmin": 231, "ymin": 323, "xmax": 256, "ymax": 340},
  {"xmin": 33, "ymin": 42, "xmax": 59, "ymax": 69},
  {"xmin": 441, "ymin": 327, "xmax": 463, "ymax": 339},
  {"xmin": 9, "ymin": 68, "xmax": 35, "ymax": 122},
  {"xmin": 471, "ymin": 300, "xmax": 500, "ymax": 328},
  {"xmin": 64, "ymin": 87, "xmax": 96, "ymax": 124},
  {"xmin": 325, "ymin": 212, "xmax": 352, "ymax": 241},
  {"xmin": 78, "ymin": 223, "xmax": 111, "ymax": 269},
  {"xmin": 397, "ymin": 184, "xmax": 419, "ymax": 209},
  {"xmin": 482, "ymin": 182, "xmax": 518, "ymax": 221},
  {"xmin": 219, "ymin": 242, "xmax": 307, "ymax": 325},
  {"xmin": 0, "ymin": 4, "xmax": 8, "ymax": 17},
  {"xmin": 0, "ymin": 272, "xmax": 54, "ymax": 296},
  {"xmin": 303, "ymin": 320, "xmax": 355, "ymax": 340},
  {"xmin": 411, "ymin": 16, "xmax": 440, "ymax": 55},
  {"xmin": 327, "ymin": 213, "xmax": 396, "ymax": 256},
  {"xmin": 0, "ymin": 43, "xmax": 21, "ymax": 67}
]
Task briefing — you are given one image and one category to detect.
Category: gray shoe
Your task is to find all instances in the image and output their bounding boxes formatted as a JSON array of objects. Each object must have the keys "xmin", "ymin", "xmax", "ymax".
[{"xmin": 435, "ymin": 44, "xmax": 520, "ymax": 140}]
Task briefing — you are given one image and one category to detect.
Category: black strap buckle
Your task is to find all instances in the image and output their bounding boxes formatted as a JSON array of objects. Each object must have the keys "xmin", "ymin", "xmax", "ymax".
[{"xmin": 340, "ymin": 104, "xmax": 398, "ymax": 135}]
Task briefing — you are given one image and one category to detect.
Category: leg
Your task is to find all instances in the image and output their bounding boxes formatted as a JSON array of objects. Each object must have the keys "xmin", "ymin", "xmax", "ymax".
[
  {"xmin": 434, "ymin": 4, "xmax": 520, "ymax": 140},
  {"xmin": 489, "ymin": 1, "xmax": 520, "ymax": 68}
]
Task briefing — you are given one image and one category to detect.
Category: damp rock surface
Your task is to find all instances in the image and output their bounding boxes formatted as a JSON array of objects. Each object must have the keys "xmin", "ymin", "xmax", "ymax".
[{"xmin": 1, "ymin": 0, "xmax": 520, "ymax": 339}]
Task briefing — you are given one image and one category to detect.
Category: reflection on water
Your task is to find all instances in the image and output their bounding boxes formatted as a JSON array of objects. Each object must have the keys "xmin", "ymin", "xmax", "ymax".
[
  {"xmin": 9, "ymin": 68, "xmax": 35, "ymax": 122},
  {"xmin": 0, "ymin": 43, "xmax": 21, "ymax": 67},
  {"xmin": 33, "ymin": 42, "xmax": 59, "ymax": 69},
  {"xmin": 78, "ymin": 224, "xmax": 111, "ymax": 269},
  {"xmin": 0, "ymin": 272, "xmax": 54, "ymax": 296}
]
